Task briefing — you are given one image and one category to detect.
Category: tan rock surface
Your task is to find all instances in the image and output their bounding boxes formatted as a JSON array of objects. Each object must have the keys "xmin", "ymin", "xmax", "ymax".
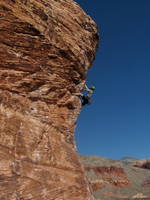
[
  {"xmin": 0, "ymin": 0, "xmax": 99, "ymax": 199},
  {"xmin": 134, "ymin": 158, "xmax": 150, "ymax": 169}
]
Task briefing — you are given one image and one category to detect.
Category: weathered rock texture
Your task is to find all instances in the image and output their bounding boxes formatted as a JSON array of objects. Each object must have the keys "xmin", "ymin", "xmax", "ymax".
[
  {"xmin": 134, "ymin": 159, "xmax": 150, "ymax": 169},
  {"xmin": 0, "ymin": 0, "xmax": 98, "ymax": 199}
]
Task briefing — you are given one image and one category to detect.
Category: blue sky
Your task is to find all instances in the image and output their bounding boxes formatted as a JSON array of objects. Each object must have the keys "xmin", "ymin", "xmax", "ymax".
[{"xmin": 75, "ymin": 0, "xmax": 150, "ymax": 160}]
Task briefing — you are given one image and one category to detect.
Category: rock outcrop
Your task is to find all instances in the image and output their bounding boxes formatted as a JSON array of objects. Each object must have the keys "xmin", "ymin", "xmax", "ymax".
[
  {"xmin": 134, "ymin": 159, "xmax": 150, "ymax": 169},
  {"xmin": 0, "ymin": 0, "xmax": 98, "ymax": 199}
]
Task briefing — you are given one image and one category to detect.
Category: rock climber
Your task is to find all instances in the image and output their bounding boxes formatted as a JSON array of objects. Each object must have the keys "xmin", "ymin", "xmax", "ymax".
[
  {"xmin": 81, "ymin": 85, "xmax": 95, "ymax": 106},
  {"xmin": 72, "ymin": 82, "xmax": 95, "ymax": 107}
]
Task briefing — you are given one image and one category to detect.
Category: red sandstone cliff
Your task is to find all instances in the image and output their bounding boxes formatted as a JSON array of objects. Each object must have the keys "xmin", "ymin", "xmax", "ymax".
[
  {"xmin": 85, "ymin": 166, "xmax": 129, "ymax": 192},
  {"xmin": 0, "ymin": 0, "xmax": 99, "ymax": 199}
]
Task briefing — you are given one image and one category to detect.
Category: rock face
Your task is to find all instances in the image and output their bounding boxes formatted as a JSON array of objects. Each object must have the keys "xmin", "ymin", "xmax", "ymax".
[
  {"xmin": 80, "ymin": 156, "xmax": 150, "ymax": 200},
  {"xmin": 0, "ymin": 0, "xmax": 98, "ymax": 199}
]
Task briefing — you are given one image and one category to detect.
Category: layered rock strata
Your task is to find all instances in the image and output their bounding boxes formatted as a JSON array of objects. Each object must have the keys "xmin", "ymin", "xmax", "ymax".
[
  {"xmin": 85, "ymin": 166, "xmax": 129, "ymax": 191},
  {"xmin": 0, "ymin": 0, "xmax": 99, "ymax": 199},
  {"xmin": 80, "ymin": 156, "xmax": 150, "ymax": 200}
]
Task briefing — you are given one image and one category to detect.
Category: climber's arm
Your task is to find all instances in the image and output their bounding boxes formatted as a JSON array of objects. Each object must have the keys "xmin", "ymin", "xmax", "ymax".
[{"xmin": 84, "ymin": 84, "xmax": 91, "ymax": 93}]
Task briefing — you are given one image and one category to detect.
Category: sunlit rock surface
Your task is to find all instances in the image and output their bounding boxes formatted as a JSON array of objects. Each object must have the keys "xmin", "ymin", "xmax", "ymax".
[{"xmin": 0, "ymin": 0, "xmax": 98, "ymax": 199}]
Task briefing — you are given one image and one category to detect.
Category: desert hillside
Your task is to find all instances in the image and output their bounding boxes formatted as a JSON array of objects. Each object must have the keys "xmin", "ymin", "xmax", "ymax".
[{"xmin": 80, "ymin": 156, "xmax": 150, "ymax": 200}]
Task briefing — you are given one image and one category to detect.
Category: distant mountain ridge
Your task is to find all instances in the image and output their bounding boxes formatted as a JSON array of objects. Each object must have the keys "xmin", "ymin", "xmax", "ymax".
[{"xmin": 80, "ymin": 155, "xmax": 150, "ymax": 200}]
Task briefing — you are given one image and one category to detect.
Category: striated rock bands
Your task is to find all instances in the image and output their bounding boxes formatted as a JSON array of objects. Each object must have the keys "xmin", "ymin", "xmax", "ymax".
[
  {"xmin": 80, "ymin": 156, "xmax": 150, "ymax": 200},
  {"xmin": 85, "ymin": 166, "xmax": 129, "ymax": 191},
  {"xmin": 0, "ymin": 0, "xmax": 99, "ymax": 199}
]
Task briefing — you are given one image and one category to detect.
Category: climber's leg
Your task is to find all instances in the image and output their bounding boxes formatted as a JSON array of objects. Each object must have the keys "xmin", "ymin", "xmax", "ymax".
[{"xmin": 82, "ymin": 96, "xmax": 91, "ymax": 106}]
